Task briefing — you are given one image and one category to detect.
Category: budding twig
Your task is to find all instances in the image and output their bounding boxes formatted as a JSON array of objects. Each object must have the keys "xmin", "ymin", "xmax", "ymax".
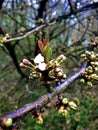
[
  {"xmin": 5, "ymin": 25, "xmax": 46, "ymax": 43},
  {"xmin": 3, "ymin": 2, "xmax": 98, "ymax": 44},
  {"xmin": 0, "ymin": 63, "xmax": 87, "ymax": 121}
]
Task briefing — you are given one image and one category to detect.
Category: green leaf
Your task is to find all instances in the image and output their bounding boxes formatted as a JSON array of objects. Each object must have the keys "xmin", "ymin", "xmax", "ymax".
[
  {"xmin": 42, "ymin": 45, "xmax": 52, "ymax": 62},
  {"xmin": 47, "ymin": 48, "xmax": 52, "ymax": 61},
  {"xmin": 42, "ymin": 45, "xmax": 48, "ymax": 62}
]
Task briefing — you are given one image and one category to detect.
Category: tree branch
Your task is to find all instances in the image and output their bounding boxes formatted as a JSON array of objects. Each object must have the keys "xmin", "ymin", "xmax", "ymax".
[
  {"xmin": 0, "ymin": 0, "xmax": 4, "ymax": 10},
  {"xmin": 4, "ymin": 2, "xmax": 98, "ymax": 43},
  {"xmin": 57, "ymin": 2, "xmax": 98, "ymax": 20},
  {"xmin": 5, "ymin": 24, "xmax": 46, "ymax": 43},
  {"xmin": 0, "ymin": 63, "xmax": 87, "ymax": 121}
]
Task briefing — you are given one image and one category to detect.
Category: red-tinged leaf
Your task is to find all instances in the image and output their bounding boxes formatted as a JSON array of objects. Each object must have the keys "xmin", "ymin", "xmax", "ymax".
[
  {"xmin": 43, "ymin": 39, "xmax": 49, "ymax": 46},
  {"xmin": 38, "ymin": 40, "xmax": 43, "ymax": 53}
]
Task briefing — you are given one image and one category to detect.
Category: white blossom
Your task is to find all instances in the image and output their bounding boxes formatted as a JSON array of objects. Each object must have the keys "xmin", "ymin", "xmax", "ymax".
[
  {"xmin": 34, "ymin": 53, "xmax": 44, "ymax": 64},
  {"xmin": 38, "ymin": 63, "xmax": 47, "ymax": 71}
]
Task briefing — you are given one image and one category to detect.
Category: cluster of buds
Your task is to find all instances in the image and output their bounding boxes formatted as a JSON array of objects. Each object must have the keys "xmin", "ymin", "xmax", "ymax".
[
  {"xmin": 5, "ymin": 33, "xmax": 12, "ymax": 39},
  {"xmin": 0, "ymin": 35, "xmax": 6, "ymax": 46},
  {"xmin": 20, "ymin": 40, "xmax": 67, "ymax": 84},
  {"xmin": 31, "ymin": 108, "xmax": 44, "ymax": 125},
  {"xmin": 90, "ymin": 36, "xmax": 98, "ymax": 47},
  {"xmin": 18, "ymin": 27, "xmax": 26, "ymax": 35},
  {"xmin": 0, "ymin": 118, "xmax": 19, "ymax": 130},
  {"xmin": 20, "ymin": 53, "xmax": 66, "ymax": 82},
  {"xmin": 20, "ymin": 53, "xmax": 47, "ymax": 80},
  {"xmin": 20, "ymin": 58, "xmax": 33, "ymax": 68},
  {"xmin": 81, "ymin": 51, "xmax": 98, "ymax": 86},
  {"xmin": 36, "ymin": 18, "xmax": 44, "ymax": 25},
  {"xmin": 47, "ymin": 54, "xmax": 66, "ymax": 80},
  {"xmin": 0, "ymin": 118, "xmax": 13, "ymax": 129},
  {"xmin": 56, "ymin": 95, "xmax": 77, "ymax": 117}
]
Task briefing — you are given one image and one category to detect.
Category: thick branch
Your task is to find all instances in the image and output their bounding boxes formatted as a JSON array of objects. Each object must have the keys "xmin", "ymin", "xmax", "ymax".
[{"xmin": 0, "ymin": 63, "xmax": 87, "ymax": 121}]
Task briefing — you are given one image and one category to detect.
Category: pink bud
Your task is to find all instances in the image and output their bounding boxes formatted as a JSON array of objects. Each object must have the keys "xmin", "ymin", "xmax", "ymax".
[
  {"xmin": 22, "ymin": 59, "xmax": 31, "ymax": 65},
  {"xmin": 20, "ymin": 62, "xmax": 27, "ymax": 68}
]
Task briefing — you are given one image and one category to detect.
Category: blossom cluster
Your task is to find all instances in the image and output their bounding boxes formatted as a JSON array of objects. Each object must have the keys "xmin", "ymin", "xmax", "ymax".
[
  {"xmin": 20, "ymin": 39, "xmax": 67, "ymax": 85},
  {"xmin": 20, "ymin": 52, "xmax": 66, "ymax": 82}
]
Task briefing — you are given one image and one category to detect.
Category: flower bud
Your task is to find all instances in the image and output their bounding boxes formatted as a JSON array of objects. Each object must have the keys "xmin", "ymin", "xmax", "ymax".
[
  {"xmin": 55, "ymin": 67, "xmax": 61, "ymax": 72},
  {"xmin": 36, "ymin": 117, "xmax": 43, "ymax": 125},
  {"xmin": 62, "ymin": 98, "xmax": 68, "ymax": 104},
  {"xmin": 1, "ymin": 118, "xmax": 13, "ymax": 128},
  {"xmin": 56, "ymin": 54, "xmax": 66, "ymax": 63},
  {"xmin": 58, "ymin": 106, "xmax": 64, "ymax": 114},
  {"xmin": 91, "ymin": 54, "xmax": 96, "ymax": 60},
  {"xmin": 63, "ymin": 74, "xmax": 67, "ymax": 78},
  {"xmin": 68, "ymin": 101, "xmax": 77, "ymax": 110},
  {"xmin": 87, "ymin": 81, "xmax": 93, "ymax": 87},
  {"xmin": 22, "ymin": 59, "xmax": 32, "ymax": 65},
  {"xmin": 62, "ymin": 109, "xmax": 68, "ymax": 117},
  {"xmin": 57, "ymin": 71, "xmax": 63, "ymax": 77},
  {"xmin": 85, "ymin": 51, "xmax": 91, "ymax": 55},
  {"xmin": 86, "ymin": 66, "xmax": 93, "ymax": 73},
  {"xmin": 91, "ymin": 62, "xmax": 95, "ymax": 65},
  {"xmin": 59, "ymin": 54, "xmax": 66, "ymax": 61},
  {"xmin": 29, "ymin": 72, "xmax": 41, "ymax": 79},
  {"xmin": 91, "ymin": 74, "xmax": 98, "ymax": 79},
  {"xmin": 20, "ymin": 62, "xmax": 27, "ymax": 68},
  {"xmin": 81, "ymin": 54, "xmax": 86, "ymax": 57},
  {"xmin": 80, "ymin": 79, "xmax": 85, "ymax": 83},
  {"xmin": 95, "ymin": 67, "xmax": 98, "ymax": 71},
  {"xmin": 49, "ymin": 70, "xmax": 55, "ymax": 79},
  {"xmin": 5, "ymin": 33, "xmax": 11, "ymax": 39},
  {"xmin": 94, "ymin": 61, "xmax": 98, "ymax": 66}
]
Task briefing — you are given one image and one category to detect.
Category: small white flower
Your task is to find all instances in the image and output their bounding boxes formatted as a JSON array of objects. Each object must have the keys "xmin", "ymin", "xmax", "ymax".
[
  {"xmin": 34, "ymin": 53, "xmax": 44, "ymax": 64},
  {"xmin": 38, "ymin": 63, "xmax": 47, "ymax": 71}
]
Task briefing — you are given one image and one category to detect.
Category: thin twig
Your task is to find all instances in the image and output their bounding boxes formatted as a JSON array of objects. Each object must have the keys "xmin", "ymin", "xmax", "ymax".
[
  {"xmin": 5, "ymin": 24, "xmax": 46, "ymax": 43},
  {"xmin": 4, "ymin": 2, "xmax": 98, "ymax": 43}
]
